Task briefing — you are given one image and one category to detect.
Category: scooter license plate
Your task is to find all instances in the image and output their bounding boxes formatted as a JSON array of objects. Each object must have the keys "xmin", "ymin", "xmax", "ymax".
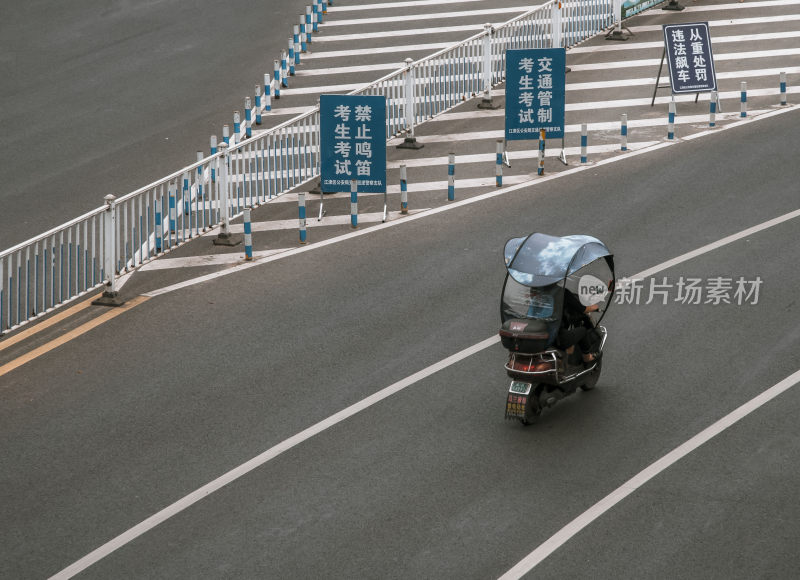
[
  {"xmin": 509, "ymin": 380, "xmax": 532, "ymax": 395},
  {"xmin": 506, "ymin": 381, "xmax": 532, "ymax": 419}
]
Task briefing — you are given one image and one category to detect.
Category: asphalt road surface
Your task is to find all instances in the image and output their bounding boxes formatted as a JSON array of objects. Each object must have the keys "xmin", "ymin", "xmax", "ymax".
[
  {"xmin": 2, "ymin": 104, "xmax": 799, "ymax": 577},
  {"xmin": 0, "ymin": 0, "xmax": 314, "ymax": 249}
]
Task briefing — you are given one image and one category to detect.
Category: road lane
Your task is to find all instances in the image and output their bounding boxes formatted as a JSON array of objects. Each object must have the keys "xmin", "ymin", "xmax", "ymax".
[{"xmin": 2, "ymin": 107, "xmax": 799, "ymax": 578}]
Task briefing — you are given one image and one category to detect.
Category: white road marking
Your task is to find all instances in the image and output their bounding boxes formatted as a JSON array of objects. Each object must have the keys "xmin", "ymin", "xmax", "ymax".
[
  {"xmin": 499, "ymin": 367, "xmax": 800, "ymax": 579},
  {"xmin": 50, "ymin": 104, "xmax": 800, "ymax": 580},
  {"xmin": 386, "ymin": 113, "xmax": 761, "ymax": 146},
  {"xmin": 53, "ymin": 203, "xmax": 800, "ymax": 580},
  {"xmin": 302, "ymin": 42, "xmax": 454, "ymax": 60},
  {"xmin": 279, "ymin": 46, "xmax": 800, "ymax": 95},
  {"xmin": 568, "ymin": 48, "xmax": 800, "ymax": 72},
  {"xmin": 568, "ymin": 31, "xmax": 800, "ymax": 54},
  {"xmin": 304, "ymin": 29, "xmax": 800, "ymax": 60},
  {"xmin": 49, "ymin": 335, "xmax": 501, "ymax": 580},
  {"xmin": 323, "ymin": 6, "xmax": 529, "ymax": 26},
  {"xmin": 313, "ymin": 23, "xmax": 493, "ymax": 42},
  {"xmin": 138, "ymin": 248, "xmax": 292, "ymax": 270},
  {"xmin": 327, "ymin": 0, "xmax": 488, "ymax": 11},
  {"xmin": 629, "ymin": 14, "xmax": 800, "ymax": 33},
  {"xmin": 678, "ymin": 0, "xmax": 800, "ymax": 10}
]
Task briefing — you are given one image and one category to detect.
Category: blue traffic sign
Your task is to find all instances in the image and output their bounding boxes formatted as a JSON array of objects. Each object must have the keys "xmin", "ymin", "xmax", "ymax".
[
  {"xmin": 320, "ymin": 95, "xmax": 386, "ymax": 193},
  {"xmin": 505, "ymin": 48, "xmax": 566, "ymax": 141},
  {"xmin": 662, "ymin": 22, "xmax": 717, "ymax": 94}
]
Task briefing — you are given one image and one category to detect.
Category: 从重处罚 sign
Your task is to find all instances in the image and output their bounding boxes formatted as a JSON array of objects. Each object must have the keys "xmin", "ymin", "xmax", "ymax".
[
  {"xmin": 662, "ymin": 22, "xmax": 717, "ymax": 94},
  {"xmin": 320, "ymin": 94, "xmax": 387, "ymax": 193}
]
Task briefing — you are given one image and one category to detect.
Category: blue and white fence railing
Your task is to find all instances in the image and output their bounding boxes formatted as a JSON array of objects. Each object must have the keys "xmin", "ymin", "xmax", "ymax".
[{"xmin": 1, "ymin": 0, "xmax": 621, "ymax": 334}]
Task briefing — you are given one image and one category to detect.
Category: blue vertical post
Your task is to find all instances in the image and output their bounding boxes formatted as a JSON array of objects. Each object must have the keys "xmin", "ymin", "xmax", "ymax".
[
  {"xmin": 288, "ymin": 38, "xmax": 295, "ymax": 76},
  {"xmin": 168, "ymin": 182, "xmax": 176, "ymax": 236},
  {"xmin": 155, "ymin": 194, "xmax": 162, "ymax": 253},
  {"xmin": 350, "ymin": 179, "xmax": 358, "ymax": 228},
  {"xmin": 740, "ymin": 81, "xmax": 747, "ymax": 117},
  {"xmin": 299, "ymin": 192, "xmax": 307, "ymax": 243},
  {"xmin": 621, "ymin": 113, "xmax": 628, "ymax": 150},
  {"xmin": 299, "ymin": 16, "xmax": 307, "ymax": 53},
  {"xmin": 280, "ymin": 50, "xmax": 289, "ymax": 87},
  {"xmin": 780, "ymin": 71, "xmax": 787, "ymax": 106},
  {"xmin": 322, "ymin": 0, "xmax": 328, "ymax": 14},
  {"xmin": 709, "ymin": 91, "xmax": 717, "ymax": 127},
  {"xmin": 255, "ymin": 85, "xmax": 262, "ymax": 125},
  {"xmin": 243, "ymin": 208, "xmax": 253, "ymax": 260},
  {"xmin": 233, "ymin": 111, "xmax": 241, "ymax": 143},
  {"xmin": 195, "ymin": 151, "xmax": 203, "ymax": 234},
  {"xmin": 245, "ymin": 98, "xmax": 252, "ymax": 139},
  {"xmin": 580, "ymin": 123, "xmax": 588, "ymax": 164},
  {"xmin": 312, "ymin": 1, "xmax": 319, "ymax": 31},
  {"xmin": 538, "ymin": 130, "xmax": 545, "ymax": 175},
  {"xmin": 263, "ymin": 74, "xmax": 272, "ymax": 111},
  {"xmin": 447, "ymin": 153, "xmax": 455, "ymax": 200},
  {"xmin": 210, "ymin": 135, "xmax": 217, "ymax": 183},
  {"xmin": 223, "ymin": 124, "xmax": 230, "ymax": 145},
  {"xmin": 305, "ymin": 7, "xmax": 313, "ymax": 43},
  {"xmin": 667, "ymin": 102, "xmax": 675, "ymax": 140},
  {"xmin": 182, "ymin": 171, "xmax": 190, "ymax": 215},
  {"xmin": 400, "ymin": 164, "xmax": 408, "ymax": 214},
  {"xmin": 495, "ymin": 140, "xmax": 503, "ymax": 187},
  {"xmin": 293, "ymin": 26, "xmax": 301, "ymax": 62},
  {"xmin": 273, "ymin": 61, "xmax": 281, "ymax": 99}
]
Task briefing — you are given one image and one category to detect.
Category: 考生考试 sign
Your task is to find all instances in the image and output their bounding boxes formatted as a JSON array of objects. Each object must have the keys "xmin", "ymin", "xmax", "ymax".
[
  {"xmin": 320, "ymin": 94, "xmax": 386, "ymax": 193},
  {"xmin": 505, "ymin": 48, "xmax": 566, "ymax": 141}
]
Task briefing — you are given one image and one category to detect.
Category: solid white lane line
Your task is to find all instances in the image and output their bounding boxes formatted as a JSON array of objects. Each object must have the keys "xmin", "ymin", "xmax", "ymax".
[
  {"xmin": 323, "ymin": 6, "xmax": 529, "ymax": 26},
  {"xmin": 302, "ymin": 42, "xmax": 454, "ymax": 60},
  {"xmin": 51, "ymin": 104, "xmax": 800, "ymax": 580},
  {"xmin": 566, "ymin": 69, "xmax": 800, "ymax": 91},
  {"xmin": 327, "ymin": 0, "xmax": 488, "ymax": 11},
  {"xmin": 49, "ymin": 336, "xmax": 501, "ymax": 580},
  {"xmin": 498, "ymin": 367, "xmax": 800, "ymax": 579},
  {"xmin": 678, "ymin": 0, "xmax": 800, "ymax": 9},
  {"xmin": 305, "ymin": 29, "xmax": 800, "ymax": 60},
  {"xmin": 313, "ymin": 23, "xmax": 492, "ymax": 42},
  {"xmin": 387, "ymin": 113, "xmax": 760, "ymax": 145},
  {"xmin": 629, "ymin": 14, "xmax": 800, "ymax": 33},
  {"xmin": 138, "ymin": 248, "xmax": 292, "ymax": 270},
  {"xmin": 569, "ymin": 48, "xmax": 800, "ymax": 72},
  {"xmin": 568, "ymin": 31, "xmax": 800, "ymax": 54}
]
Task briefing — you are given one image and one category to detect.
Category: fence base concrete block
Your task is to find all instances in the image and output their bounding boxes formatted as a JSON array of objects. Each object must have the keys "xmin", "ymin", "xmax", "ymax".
[
  {"xmin": 92, "ymin": 289, "xmax": 125, "ymax": 307},
  {"xmin": 213, "ymin": 232, "xmax": 242, "ymax": 247},
  {"xmin": 396, "ymin": 136, "xmax": 424, "ymax": 150},
  {"xmin": 477, "ymin": 97, "xmax": 501, "ymax": 110},
  {"xmin": 662, "ymin": 0, "xmax": 684, "ymax": 10}
]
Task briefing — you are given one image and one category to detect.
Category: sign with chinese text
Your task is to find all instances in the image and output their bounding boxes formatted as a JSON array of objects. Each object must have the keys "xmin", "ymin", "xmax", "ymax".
[
  {"xmin": 662, "ymin": 22, "xmax": 717, "ymax": 94},
  {"xmin": 505, "ymin": 48, "xmax": 565, "ymax": 141},
  {"xmin": 320, "ymin": 95, "xmax": 386, "ymax": 193}
]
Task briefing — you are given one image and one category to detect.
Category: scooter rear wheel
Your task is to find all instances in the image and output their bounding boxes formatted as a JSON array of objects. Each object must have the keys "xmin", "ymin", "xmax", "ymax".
[
  {"xmin": 579, "ymin": 359, "xmax": 602, "ymax": 391},
  {"xmin": 519, "ymin": 385, "xmax": 543, "ymax": 425}
]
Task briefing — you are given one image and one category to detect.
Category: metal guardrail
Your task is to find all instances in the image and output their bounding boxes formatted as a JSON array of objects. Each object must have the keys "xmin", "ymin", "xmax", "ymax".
[{"xmin": 0, "ymin": 0, "xmax": 620, "ymax": 334}]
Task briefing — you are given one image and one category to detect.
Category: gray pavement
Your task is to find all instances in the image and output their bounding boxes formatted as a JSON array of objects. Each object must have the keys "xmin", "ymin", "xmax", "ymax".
[{"xmin": 2, "ymin": 1, "xmax": 800, "ymax": 578}]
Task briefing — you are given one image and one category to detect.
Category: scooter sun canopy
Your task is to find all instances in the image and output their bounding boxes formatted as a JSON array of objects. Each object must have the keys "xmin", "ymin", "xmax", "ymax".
[{"xmin": 504, "ymin": 233, "xmax": 612, "ymax": 287}]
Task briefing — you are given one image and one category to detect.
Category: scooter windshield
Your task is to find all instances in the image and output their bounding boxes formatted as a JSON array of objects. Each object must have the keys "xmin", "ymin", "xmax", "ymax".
[{"xmin": 501, "ymin": 277, "xmax": 563, "ymax": 322}]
